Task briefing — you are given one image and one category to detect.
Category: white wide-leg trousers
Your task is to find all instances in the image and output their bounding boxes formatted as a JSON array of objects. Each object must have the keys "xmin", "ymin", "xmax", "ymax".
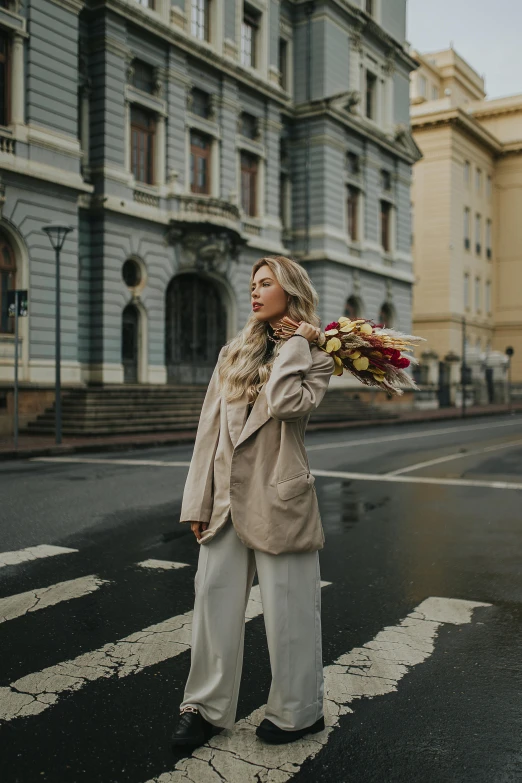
[{"xmin": 180, "ymin": 516, "xmax": 324, "ymax": 731}]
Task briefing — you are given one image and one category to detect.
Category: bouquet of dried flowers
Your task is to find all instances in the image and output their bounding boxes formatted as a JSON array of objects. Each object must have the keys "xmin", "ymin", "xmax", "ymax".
[{"xmin": 273, "ymin": 315, "xmax": 426, "ymax": 395}]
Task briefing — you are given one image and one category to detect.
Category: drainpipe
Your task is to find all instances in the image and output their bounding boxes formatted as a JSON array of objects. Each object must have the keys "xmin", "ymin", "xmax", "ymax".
[{"xmin": 304, "ymin": 2, "xmax": 314, "ymax": 256}]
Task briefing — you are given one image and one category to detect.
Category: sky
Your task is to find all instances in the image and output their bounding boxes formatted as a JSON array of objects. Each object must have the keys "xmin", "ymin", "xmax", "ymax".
[{"xmin": 406, "ymin": 0, "xmax": 522, "ymax": 100}]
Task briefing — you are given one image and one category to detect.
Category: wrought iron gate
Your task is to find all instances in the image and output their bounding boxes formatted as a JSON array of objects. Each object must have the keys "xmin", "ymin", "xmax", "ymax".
[{"xmin": 165, "ymin": 274, "xmax": 227, "ymax": 384}]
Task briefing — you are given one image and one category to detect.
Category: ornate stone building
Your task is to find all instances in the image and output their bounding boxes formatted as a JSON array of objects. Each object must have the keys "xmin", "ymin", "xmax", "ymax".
[
  {"xmin": 411, "ymin": 48, "xmax": 522, "ymax": 402},
  {"xmin": 0, "ymin": 0, "xmax": 419, "ymax": 429}
]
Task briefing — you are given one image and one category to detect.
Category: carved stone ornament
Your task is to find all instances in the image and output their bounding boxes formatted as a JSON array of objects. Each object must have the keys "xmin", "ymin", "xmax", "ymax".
[
  {"xmin": 126, "ymin": 56, "xmax": 135, "ymax": 84},
  {"xmin": 384, "ymin": 52, "xmax": 395, "ymax": 76},
  {"xmin": 171, "ymin": 230, "xmax": 244, "ymax": 272},
  {"xmin": 208, "ymin": 94, "xmax": 218, "ymax": 122},
  {"xmin": 186, "ymin": 85, "xmax": 194, "ymax": 111},
  {"xmin": 329, "ymin": 90, "xmax": 361, "ymax": 114},
  {"xmin": 153, "ymin": 67, "xmax": 164, "ymax": 98},
  {"xmin": 349, "ymin": 29, "xmax": 363, "ymax": 53}
]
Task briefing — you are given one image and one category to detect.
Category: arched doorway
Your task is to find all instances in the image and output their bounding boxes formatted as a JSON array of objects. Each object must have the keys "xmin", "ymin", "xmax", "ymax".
[
  {"xmin": 378, "ymin": 302, "xmax": 396, "ymax": 328},
  {"xmin": 344, "ymin": 295, "xmax": 363, "ymax": 320},
  {"xmin": 165, "ymin": 274, "xmax": 227, "ymax": 384},
  {"xmin": 122, "ymin": 304, "xmax": 140, "ymax": 383},
  {"xmin": 0, "ymin": 233, "xmax": 16, "ymax": 334}
]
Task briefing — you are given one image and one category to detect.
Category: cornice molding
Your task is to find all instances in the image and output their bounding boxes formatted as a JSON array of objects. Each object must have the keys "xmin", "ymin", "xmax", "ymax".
[
  {"xmin": 48, "ymin": 0, "xmax": 84, "ymax": 15},
  {"xmin": 412, "ymin": 108, "xmax": 503, "ymax": 155},
  {"xmin": 294, "ymin": 100, "xmax": 420, "ymax": 165}
]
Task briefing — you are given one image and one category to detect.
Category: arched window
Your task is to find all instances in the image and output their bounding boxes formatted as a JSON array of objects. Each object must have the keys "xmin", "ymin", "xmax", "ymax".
[
  {"xmin": 0, "ymin": 234, "xmax": 16, "ymax": 334},
  {"xmin": 345, "ymin": 295, "xmax": 363, "ymax": 320},
  {"xmin": 378, "ymin": 302, "xmax": 395, "ymax": 328}
]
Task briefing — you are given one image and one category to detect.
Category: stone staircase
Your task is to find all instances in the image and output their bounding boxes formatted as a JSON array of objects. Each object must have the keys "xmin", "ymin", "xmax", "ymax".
[
  {"xmin": 24, "ymin": 385, "xmax": 396, "ymax": 437},
  {"xmin": 309, "ymin": 389, "xmax": 397, "ymax": 423}
]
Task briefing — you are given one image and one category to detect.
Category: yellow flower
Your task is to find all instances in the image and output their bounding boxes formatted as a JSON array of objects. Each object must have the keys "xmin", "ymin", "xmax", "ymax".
[
  {"xmin": 339, "ymin": 323, "xmax": 356, "ymax": 332},
  {"xmin": 333, "ymin": 354, "xmax": 343, "ymax": 366},
  {"xmin": 338, "ymin": 316, "xmax": 351, "ymax": 325},
  {"xmin": 325, "ymin": 328, "xmax": 339, "ymax": 336},
  {"xmin": 353, "ymin": 356, "xmax": 370, "ymax": 371},
  {"xmin": 358, "ymin": 323, "xmax": 373, "ymax": 336},
  {"xmin": 317, "ymin": 332, "xmax": 326, "ymax": 346},
  {"xmin": 325, "ymin": 336, "xmax": 341, "ymax": 352},
  {"xmin": 346, "ymin": 350, "xmax": 361, "ymax": 360},
  {"xmin": 333, "ymin": 361, "xmax": 344, "ymax": 376}
]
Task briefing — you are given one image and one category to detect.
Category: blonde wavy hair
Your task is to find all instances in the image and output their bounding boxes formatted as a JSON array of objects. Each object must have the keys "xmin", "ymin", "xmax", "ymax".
[{"xmin": 218, "ymin": 255, "xmax": 322, "ymax": 404}]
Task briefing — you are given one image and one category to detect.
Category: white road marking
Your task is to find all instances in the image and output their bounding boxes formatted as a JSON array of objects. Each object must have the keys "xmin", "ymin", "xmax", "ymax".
[
  {"xmin": 136, "ymin": 560, "xmax": 190, "ymax": 571},
  {"xmin": 0, "ymin": 581, "xmax": 330, "ymax": 721},
  {"xmin": 0, "ymin": 575, "xmax": 109, "ymax": 625},
  {"xmin": 387, "ymin": 437, "xmax": 522, "ymax": 476},
  {"xmin": 145, "ymin": 596, "xmax": 491, "ymax": 783},
  {"xmin": 31, "ymin": 457, "xmax": 191, "ymax": 467},
  {"xmin": 306, "ymin": 418, "xmax": 521, "ymax": 452},
  {"xmin": 0, "ymin": 545, "xmax": 78, "ymax": 570},
  {"xmin": 310, "ymin": 468, "xmax": 522, "ymax": 492}
]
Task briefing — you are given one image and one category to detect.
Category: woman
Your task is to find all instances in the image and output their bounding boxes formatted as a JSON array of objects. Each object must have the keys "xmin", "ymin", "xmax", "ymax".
[{"xmin": 171, "ymin": 255, "xmax": 334, "ymax": 749}]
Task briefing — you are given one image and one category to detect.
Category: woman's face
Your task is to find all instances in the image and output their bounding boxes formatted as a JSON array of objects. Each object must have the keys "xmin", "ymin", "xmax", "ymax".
[{"xmin": 251, "ymin": 264, "xmax": 289, "ymax": 328}]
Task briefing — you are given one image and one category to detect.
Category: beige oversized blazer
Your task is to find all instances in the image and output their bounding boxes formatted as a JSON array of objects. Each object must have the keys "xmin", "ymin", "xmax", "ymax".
[{"xmin": 179, "ymin": 334, "xmax": 335, "ymax": 555}]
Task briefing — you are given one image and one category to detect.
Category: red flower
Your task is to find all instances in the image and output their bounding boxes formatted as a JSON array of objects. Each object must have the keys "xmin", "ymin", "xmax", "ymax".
[
  {"xmin": 325, "ymin": 321, "xmax": 340, "ymax": 331},
  {"xmin": 396, "ymin": 357, "xmax": 410, "ymax": 369}
]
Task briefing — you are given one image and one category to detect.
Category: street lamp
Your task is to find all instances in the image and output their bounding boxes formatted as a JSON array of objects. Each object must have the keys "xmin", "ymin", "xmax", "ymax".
[
  {"xmin": 506, "ymin": 346, "xmax": 514, "ymax": 412},
  {"xmin": 461, "ymin": 316, "xmax": 467, "ymax": 418},
  {"xmin": 42, "ymin": 224, "xmax": 74, "ymax": 445}
]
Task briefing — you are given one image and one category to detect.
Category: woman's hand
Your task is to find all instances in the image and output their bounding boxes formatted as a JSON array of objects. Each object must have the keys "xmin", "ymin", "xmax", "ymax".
[
  {"xmin": 190, "ymin": 521, "xmax": 209, "ymax": 541},
  {"xmin": 295, "ymin": 321, "xmax": 321, "ymax": 344}
]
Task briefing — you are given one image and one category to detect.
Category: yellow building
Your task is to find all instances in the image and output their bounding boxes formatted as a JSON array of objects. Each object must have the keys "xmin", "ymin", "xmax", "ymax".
[{"xmin": 410, "ymin": 48, "xmax": 522, "ymax": 390}]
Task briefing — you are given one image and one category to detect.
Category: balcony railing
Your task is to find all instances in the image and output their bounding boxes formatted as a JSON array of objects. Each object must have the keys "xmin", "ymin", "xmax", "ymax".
[
  {"xmin": 177, "ymin": 195, "xmax": 240, "ymax": 222},
  {"xmin": 0, "ymin": 132, "xmax": 15, "ymax": 155}
]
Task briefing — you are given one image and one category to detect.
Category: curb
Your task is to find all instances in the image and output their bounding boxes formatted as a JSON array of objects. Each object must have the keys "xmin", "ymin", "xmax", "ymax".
[{"xmin": 1, "ymin": 407, "xmax": 520, "ymax": 462}]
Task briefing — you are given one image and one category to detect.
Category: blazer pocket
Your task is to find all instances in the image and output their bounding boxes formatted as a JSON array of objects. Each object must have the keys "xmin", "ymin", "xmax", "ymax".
[{"xmin": 277, "ymin": 470, "xmax": 315, "ymax": 501}]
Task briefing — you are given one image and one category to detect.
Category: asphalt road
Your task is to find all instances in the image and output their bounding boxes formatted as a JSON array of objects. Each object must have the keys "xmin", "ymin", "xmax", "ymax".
[{"xmin": 0, "ymin": 413, "xmax": 521, "ymax": 783}]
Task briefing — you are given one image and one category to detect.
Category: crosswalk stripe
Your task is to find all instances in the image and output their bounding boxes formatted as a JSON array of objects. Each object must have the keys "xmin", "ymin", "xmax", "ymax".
[
  {"xmin": 144, "ymin": 596, "xmax": 491, "ymax": 783},
  {"xmin": 387, "ymin": 437, "xmax": 522, "ymax": 476},
  {"xmin": 310, "ymin": 468, "xmax": 522, "ymax": 492},
  {"xmin": 0, "ymin": 580, "xmax": 330, "ymax": 722},
  {"xmin": 136, "ymin": 560, "xmax": 190, "ymax": 571},
  {"xmin": 0, "ymin": 575, "xmax": 109, "ymax": 625},
  {"xmin": 0, "ymin": 544, "xmax": 78, "ymax": 569}
]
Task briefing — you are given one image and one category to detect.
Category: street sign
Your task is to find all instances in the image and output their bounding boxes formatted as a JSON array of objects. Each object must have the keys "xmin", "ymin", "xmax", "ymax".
[{"xmin": 7, "ymin": 290, "xmax": 28, "ymax": 317}]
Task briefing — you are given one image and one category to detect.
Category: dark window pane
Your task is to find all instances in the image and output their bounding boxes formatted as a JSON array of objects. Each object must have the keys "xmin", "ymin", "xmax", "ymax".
[
  {"xmin": 239, "ymin": 112, "xmax": 257, "ymax": 139},
  {"xmin": 366, "ymin": 71, "xmax": 376, "ymax": 119},
  {"xmin": 191, "ymin": 88, "xmax": 211, "ymax": 118},
  {"xmin": 131, "ymin": 60, "xmax": 155, "ymax": 93}
]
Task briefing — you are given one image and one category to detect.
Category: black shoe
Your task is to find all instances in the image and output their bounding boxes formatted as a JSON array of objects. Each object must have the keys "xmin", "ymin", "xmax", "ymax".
[
  {"xmin": 255, "ymin": 715, "xmax": 325, "ymax": 744},
  {"xmin": 171, "ymin": 708, "xmax": 223, "ymax": 749}
]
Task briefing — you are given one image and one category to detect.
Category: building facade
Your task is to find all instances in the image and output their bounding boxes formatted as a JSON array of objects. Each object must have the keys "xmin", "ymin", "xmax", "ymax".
[
  {"xmin": 0, "ymin": 0, "xmax": 419, "ymax": 428},
  {"xmin": 410, "ymin": 48, "xmax": 522, "ymax": 398}
]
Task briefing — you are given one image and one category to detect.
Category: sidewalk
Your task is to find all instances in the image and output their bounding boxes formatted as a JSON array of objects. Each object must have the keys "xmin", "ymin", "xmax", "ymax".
[{"xmin": 1, "ymin": 402, "xmax": 521, "ymax": 461}]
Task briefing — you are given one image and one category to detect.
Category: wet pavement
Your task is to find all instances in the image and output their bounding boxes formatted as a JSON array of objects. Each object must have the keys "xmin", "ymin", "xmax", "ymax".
[{"xmin": 0, "ymin": 413, "xmax": 521, "ymax": 782}]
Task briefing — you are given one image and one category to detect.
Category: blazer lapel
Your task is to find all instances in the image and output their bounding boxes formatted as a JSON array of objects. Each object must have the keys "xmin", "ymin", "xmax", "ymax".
[
  {"xmin": 237, "ymin": 386, "xmax": 272, "ymax": 448},
  {"xmin": 226, "ymin": 385, "xmax": 272, "ymax": 449},
  {"xmin": 226, "ymin": 389, "xmax": 249, "ymax": 448}
]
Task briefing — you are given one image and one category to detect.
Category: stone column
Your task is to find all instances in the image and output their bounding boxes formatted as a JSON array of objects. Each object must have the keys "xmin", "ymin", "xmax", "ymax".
[
  {"xmin": 155, "ymin": 114, "xmax": 166, "ymax": 186},
  {"xmin": 80, "ymin": 86, "xmax": 91, "ymax": 173},
  {"xmin": 124, "ymin": 100, "xmax": 131, "ymax": 174},
  {"xmin": 11, "ymin": 33, "xmax": 25, "ymax": 125}
]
